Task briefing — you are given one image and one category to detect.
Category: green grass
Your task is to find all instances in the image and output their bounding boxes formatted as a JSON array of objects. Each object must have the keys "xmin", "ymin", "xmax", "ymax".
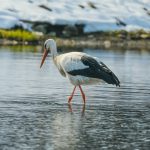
[
  {"xmin": 0, "ymin": 29, "xmax": 40, "ymax": 41},
  {"xmin": 107, "ymin": 30, "xmax": 150, "ymax": 40}
]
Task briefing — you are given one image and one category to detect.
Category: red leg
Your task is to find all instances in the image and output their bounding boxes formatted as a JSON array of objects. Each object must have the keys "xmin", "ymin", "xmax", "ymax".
[
  {"xmin": 68, "ymin": 86, "xmax": 76, "ymax": 103},
  {"xmin": 82, "ymin": 103, "xmax": 86, "ymax": 115},
  {"xmin": 79, "ymin": 85, "xmax": 86, "ymax": 103}
]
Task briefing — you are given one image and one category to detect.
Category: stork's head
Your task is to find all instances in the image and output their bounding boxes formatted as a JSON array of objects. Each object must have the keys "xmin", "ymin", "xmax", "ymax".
[{"xmin": 40, "ymin": 39, "xmax": 56, "ymax": 68}]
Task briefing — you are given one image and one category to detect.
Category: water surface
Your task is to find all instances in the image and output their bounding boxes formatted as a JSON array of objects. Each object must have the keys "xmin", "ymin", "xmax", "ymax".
[{"xmin": 0, "ymin": 46, "xmax": 150, "ymax": 150}]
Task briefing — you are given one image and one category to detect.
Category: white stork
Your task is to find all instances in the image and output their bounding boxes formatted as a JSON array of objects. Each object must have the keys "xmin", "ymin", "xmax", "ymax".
[{"xmin": 40, "ymin": 39, "xmax": 120, "ymax": 104}]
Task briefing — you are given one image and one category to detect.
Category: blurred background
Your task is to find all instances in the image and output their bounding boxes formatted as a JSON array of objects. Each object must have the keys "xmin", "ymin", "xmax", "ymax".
[
  {"xmin": 0, "ymin": 0, "xmax": 149, "ymax": 48},
  {"xmin": 0, "ymin": 0, "xmax": 150, "ymax": 150}
]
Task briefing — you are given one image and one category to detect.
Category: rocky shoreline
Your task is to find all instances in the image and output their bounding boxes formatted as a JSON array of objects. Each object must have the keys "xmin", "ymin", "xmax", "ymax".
[
  {"xmin": 0, "ymin": 37, "xmax": 149, "ymax": 51},
  {"xmin": 56, "ymin": 37, "xmax": 150, "ymax": 50}
]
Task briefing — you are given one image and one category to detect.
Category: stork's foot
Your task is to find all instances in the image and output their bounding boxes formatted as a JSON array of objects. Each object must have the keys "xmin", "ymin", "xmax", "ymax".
[
  {"xmin": 68, "ymin": 96, "xmax": 73, "ymax": 103},
  {"xmin": 82, "ymin": 103, "xmax": 86, "ymax": 115},
  {"xmin": 68, "ymin": 86, "xmax": 76, "ymax": 103},
  {"xmin": 68, "ymin": 103, "xmax": 73, "ymax": 112}
]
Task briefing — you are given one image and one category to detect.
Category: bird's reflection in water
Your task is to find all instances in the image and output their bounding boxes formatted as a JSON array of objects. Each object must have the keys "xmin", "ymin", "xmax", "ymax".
[
  {"xmin": 51, "ymin": 103, "xmax": 86, "ymax": 149},
  {"xmin": 68, "ymin": 103, "xmax": 86, "ymax": 116}
]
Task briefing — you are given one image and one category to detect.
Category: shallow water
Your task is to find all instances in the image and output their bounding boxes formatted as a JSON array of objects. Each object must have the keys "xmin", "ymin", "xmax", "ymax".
[{"xmin": 0, "ymin": 46, "xmax": 150, "ymax": 150}]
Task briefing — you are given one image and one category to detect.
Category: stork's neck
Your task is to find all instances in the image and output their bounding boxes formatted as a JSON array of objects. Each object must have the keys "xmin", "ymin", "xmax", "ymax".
[{"xmin": 50, "ymin": 43, "xmax": 58, "ymax": 59}]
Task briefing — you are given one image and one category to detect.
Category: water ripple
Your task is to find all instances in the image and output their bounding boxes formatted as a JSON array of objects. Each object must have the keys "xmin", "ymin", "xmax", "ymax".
[{"xmin": 0, "ymin": 48, "xmax": 150, "ymax": 150}]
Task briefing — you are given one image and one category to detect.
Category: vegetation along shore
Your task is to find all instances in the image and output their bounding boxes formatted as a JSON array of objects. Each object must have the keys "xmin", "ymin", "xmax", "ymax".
[{"xmin": 0, "ymin": 29, "xmax": 149, "ymax": 50}]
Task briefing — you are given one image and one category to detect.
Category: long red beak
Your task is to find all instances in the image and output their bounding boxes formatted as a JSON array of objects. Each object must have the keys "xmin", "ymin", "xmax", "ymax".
[{"xmin": 40, "ymin": 49, "xmax": 49, "ymax": 68}]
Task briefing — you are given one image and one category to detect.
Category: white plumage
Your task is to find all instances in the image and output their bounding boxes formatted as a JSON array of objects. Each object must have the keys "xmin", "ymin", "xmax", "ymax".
[
  {"xmin": 55, "ymin": 52, "xmax": 97, "ymax": 85},
  {"xmin": 40, "ymin": 39, "xmax": 120, "ymax": 103}
]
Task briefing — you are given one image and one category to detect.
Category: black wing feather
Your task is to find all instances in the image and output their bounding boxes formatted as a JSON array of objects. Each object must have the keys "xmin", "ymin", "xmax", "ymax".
[{"xmin": 68, "ymin": 55, "xmax": 120, "ymax": 86}]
